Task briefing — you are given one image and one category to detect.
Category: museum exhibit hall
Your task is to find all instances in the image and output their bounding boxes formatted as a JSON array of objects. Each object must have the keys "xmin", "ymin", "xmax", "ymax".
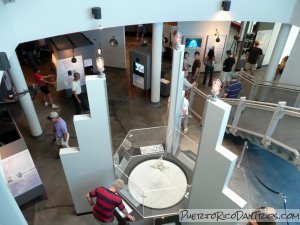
[{"xmin": 1, "ymin": 0, "xmax": 300, "ymax": 225}]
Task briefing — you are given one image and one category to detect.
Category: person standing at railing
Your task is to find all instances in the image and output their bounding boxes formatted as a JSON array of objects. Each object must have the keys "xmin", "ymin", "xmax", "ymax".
[
  {"xmin": 245, "ymin": 40, "xmax": 263, "ymax": 75},
  {"xmin": 223, "ymin": 72, "xmax": 242, "ymax": 98}
]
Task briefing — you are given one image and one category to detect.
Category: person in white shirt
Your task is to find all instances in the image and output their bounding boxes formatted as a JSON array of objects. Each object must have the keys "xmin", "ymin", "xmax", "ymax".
[
  {"xmin": 182, "ymin": 91, "xmax": 190, "ymax": 134},
  {"xmin": 72, "ymin": 72, "xmax": 89, "ymax": 114}
]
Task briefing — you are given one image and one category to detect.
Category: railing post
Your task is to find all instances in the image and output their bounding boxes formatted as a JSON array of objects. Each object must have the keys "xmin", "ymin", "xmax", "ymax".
[
  {"xmin": 200, "ymin": 94, "xmax": 211, "ymax": 127},
  {"xmin": 261, "ymin": 101, "xmax": 286, "ymax": 147},
  {"xmin": 249, "ymin": 82, "xmax": 258, "ymax": 100},
  {"xmin": 236, "ymin": 141, "xmax": 248, "ymax": 168},
  {"xmin": 229, "ymin": 97, "xmax": 246, "ymax": 135},
  {"xmin": 293, "ymin": 92, "xmax": 300, "ymax": 108}
]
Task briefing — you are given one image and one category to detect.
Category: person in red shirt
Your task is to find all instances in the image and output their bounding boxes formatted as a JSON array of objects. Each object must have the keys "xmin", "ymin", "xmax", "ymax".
[
  {"xmin": 32, "ymin": 67, "xmax": 59, "ymax": 108},
  {"xmin": 86, "ymin": 179, "xmax": 135, "ymax": 224}
]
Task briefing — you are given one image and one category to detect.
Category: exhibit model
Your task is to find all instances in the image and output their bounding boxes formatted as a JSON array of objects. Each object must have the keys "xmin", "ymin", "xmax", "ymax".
[{"xmin": 113, "ymin": 127, "xmax": 194, "ymax": 218}]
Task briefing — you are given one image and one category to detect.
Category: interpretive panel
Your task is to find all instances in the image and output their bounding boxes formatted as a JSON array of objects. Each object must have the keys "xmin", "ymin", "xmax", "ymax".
[
  {"xmin": 57, "ymin": 55, "xmax": 85, "ymax": 91},
  {"xmin": 205, "ymin": 35, "xmax": 227, "ymax": 64},
  {"xmin": 140, "ymin": 144, "xmax": 164, "ymax": 155},
  {"xmin": 2, "ymin": 150, "xmax": 42, "ymax": 197}
]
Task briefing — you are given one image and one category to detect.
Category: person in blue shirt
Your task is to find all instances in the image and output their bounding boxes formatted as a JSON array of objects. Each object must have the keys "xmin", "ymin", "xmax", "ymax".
[{"xmin": 223, "ymin": 72, "xmax": 242, "ymax": 98}]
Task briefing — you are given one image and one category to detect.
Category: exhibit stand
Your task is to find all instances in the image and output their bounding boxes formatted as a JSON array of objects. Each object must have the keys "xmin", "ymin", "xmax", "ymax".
[
  {"xmin": 129, "ymin": 47, "xmax": 151, "ymax": 91},
  {"xmin": 0, "ymin": 107, "xmax": 45, "ymax": 206}
]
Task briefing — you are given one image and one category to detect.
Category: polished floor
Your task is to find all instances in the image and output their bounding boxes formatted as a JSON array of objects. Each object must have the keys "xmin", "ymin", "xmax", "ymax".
[{"xmin": 5, "ymin": 36, "xmax": 300, "ymax": 225}]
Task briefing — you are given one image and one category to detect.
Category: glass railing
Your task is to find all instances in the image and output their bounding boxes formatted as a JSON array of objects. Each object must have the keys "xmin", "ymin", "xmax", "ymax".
[{"xmin": 113, "ymin": 126, "xmax": 196, "ymax": 218}]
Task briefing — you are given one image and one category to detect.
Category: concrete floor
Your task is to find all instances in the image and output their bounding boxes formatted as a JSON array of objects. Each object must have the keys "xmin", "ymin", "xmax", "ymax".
[{"xmin": 5, "ymin": 36, "xmax": 300, "ymax": 225}]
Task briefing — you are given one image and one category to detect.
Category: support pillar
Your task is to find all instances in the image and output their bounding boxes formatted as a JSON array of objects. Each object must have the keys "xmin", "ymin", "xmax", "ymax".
[
  {"xmin": 8, "ymin": 51, "xmax": 42, "ymax": 137},
  {"xmin": 151, "ymin": 23, "xmax": 163, "ymax": 103},
  {"xmin": 264, "ymin": 24, "xmax": 292, "ymax": 82}
]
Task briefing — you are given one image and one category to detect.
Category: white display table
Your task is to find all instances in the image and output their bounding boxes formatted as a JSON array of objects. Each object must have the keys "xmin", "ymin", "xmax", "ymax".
[{"xmin": 128, "ymin": 159, "xmax": 187, "ymax": 209}]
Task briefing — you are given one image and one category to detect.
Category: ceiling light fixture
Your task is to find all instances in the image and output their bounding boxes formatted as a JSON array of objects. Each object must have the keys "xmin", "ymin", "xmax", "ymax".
[
  {"xmin": 109, "ymin": 36, "xmax": 118, "ymax": 47},
  {"xmin": 71, "ymin": 48, "xmax": 77, "ymax": 63},
  {"xmin": 215, "ymin": 29, "xmax": 220, "ymax": 42}
]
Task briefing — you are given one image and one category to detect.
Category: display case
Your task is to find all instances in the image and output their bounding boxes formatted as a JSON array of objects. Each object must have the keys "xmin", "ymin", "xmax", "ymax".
[
  {"xmin": 0, "ymin": 107, "xmax": 45, "ymax": 205},
  {"xmin": 113, "ymin": 126, "xmax": 198, "ymax": 218}
]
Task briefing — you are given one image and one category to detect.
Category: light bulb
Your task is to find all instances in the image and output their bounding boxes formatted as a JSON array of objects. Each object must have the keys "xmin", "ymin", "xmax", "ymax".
[
  {"xmin": 96, "ymin": 57, "xmax": 105, "ymax": 73},
  {"xmin": 175, "ymin": 31, "xmax": 182, "ymax": 49}
]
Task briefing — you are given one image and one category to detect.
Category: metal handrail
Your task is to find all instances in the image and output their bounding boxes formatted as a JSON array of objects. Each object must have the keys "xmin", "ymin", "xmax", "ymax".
[
  {"xmin": 238, "ymin": 71, "xmax": 300, "ymax": 90},
  {"xmin": 191, "ymin": 85, "xmax": 300, "ymax": 166}
]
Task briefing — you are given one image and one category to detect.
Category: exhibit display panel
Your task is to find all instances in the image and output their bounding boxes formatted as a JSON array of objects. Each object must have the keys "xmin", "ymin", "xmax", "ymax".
[
  {"xmin": 129, "ymin": 47, "xmax": 151, "ymax": 90},
  {"xmin": 113, "ymin": 126, "xmax": 198, "ymax": 218},
  {"xmin": 182, "ymin": 36, "xmax": 202, "ymax": 73},
  {"xmin": 0, "ymin": 107, "xmax": 45, "ymax": 205}
]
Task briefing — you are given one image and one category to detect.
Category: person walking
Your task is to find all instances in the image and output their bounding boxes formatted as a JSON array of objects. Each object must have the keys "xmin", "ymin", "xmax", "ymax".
[
  {"xmin": 72, "ymin": 72, "xmax": 89, "ymax": 114},
  {"xmin": 48, "ymin": 111, "xmax": 69, "ymax": 158},
  {"xmin": 33, "ymin": 67, "xmax": 59, "ymax": 109},
  {"xmin": 245, "ymin": 40, "xmax": 263, "ymax": 75},
  {"xmin": 221, "ymin": 50, "xmax": 236, "ymax": 87},
  {"xmin": 86, "ymin": 179, "xmax": 135, "ymax": 224},
  {"xmin": 203, "ymin": 47, "xmax": 215, "ymax": 87},
  {"xmin": 223, "ymin": 72, "xmax": 242, "ymax": 98}
]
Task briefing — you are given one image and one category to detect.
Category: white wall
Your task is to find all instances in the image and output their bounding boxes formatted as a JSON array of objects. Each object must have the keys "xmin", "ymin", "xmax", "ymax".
[
  {"xmin": 83, "ymin": 27, "xmax": 126, "ymax": 69},
  {"xmin": 0, "ymin": 0, "xmax": 298, "ymax": 60},
  {"xmin": 178, "ymin": 21, "xmax": 231, "ymax": 72},
  {"xmin": 280, "ymin": 25, "xmax": 299, "ymax": 61},
  {"xmin": 279, "ymin": 32, "xmax": 300, "ymax": 86},
  {"xmin": 262, "ymin": 23, "xmax": 281, "ymax": 66}
]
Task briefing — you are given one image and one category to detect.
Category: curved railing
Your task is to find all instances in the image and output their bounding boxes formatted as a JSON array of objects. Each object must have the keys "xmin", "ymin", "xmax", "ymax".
[{"xmin": 190, "ymin": 82, "xmax": 300, "ymax": 169}]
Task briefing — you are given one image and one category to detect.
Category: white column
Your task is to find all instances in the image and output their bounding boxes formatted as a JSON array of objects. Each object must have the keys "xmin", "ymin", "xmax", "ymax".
[
  {"xmin": 264, "ymin": 23, "xmax": 292, "ymax": 82},
  {"xmin": 166, "ymin": 45, "xmax": 185, "ymax": 154},
  {"xmin": 0, "ymin": 160, "xmax": 28, "ymax": 225},
  {"xmin": 184, "ymin": 99, "xmax": 246, "ymax": 225},
  {"xmin": 151, "ymin": 23, "xmax": 163, "ymax": 103},
  {"xmin": 60, "ymin": 75, "xmax": 115, "ymax": 214},
  {"xmin": 8, "ymin": 52, "xmax": 42, "ymax": 136}
]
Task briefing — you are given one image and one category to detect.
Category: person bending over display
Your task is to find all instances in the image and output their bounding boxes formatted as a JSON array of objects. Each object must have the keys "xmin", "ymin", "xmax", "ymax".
[{"xmin": 86, "ymin": 179, "xmax": 135, "ymax": 225}]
